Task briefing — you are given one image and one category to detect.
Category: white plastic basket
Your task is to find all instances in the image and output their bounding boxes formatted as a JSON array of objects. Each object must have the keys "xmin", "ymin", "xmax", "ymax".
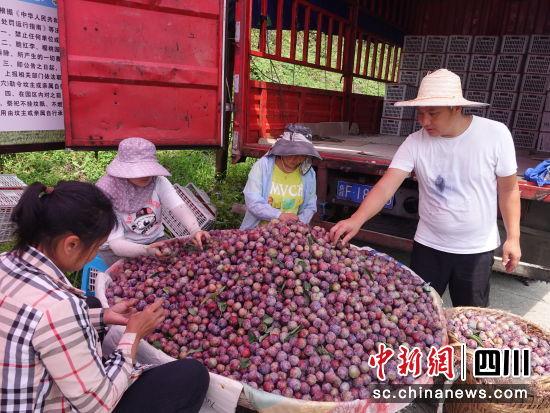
[
  {"xmin": 422, "ymin": 53, "xmax": 445, "ymax": 70},
  {"xmin": 521, "ymin": 74, "xmax": 549, "ymax": 94},
  {"xmin": 538, "ymin": 132, "xmax": 550, "ymax": 152},
  {"xmin": 501, "ymin": 35, "xmax": 529, "ymax": 54},
  {"xmin": 425, "ymin": 36, "xmax": 448, "ymax": 53},
  {"xmin": 490, "ymin": 92, "xmax": 518, "ymax": 110},
  {"xmin": 512, "ymin": 129, "xmax": 538, "ymax": 149},
  {"xmin": 0, "ymin": 175, "xmax": 27, "ymax": 243},
  {"xmin": 486, "ymin": 109, "xmax": 514, "ymax": 128},
  {"xmin": 447, "ymin": 35, "xmax": 472, "ymax": 53},
  {"xmin": 517, "ymin": 93, "xmax": 546, "ymax": 113},
  {"xmin": 492, "ymin": 73, "xmax": 521, "ymax": 92},
  {"xmin": 162, "ymin": 183, "xmax": 216, "ymax": 238},
  {"xmin": 466, "ymin": 73, "xmax": 493, "ymax": 91},
  {"xmin": 495, "ymin": 54, "xmax": 524, "ymax": 73},
  {"xmin": 403, "ymin": 36, "xmax": 425, "ymax": 53},
  {"xmin": 445, "ymin": 54, "xmax": 470, "ymax": 72},
  {"xmin": 472, "ymin": 36, "xmax": 500, "ymax": 54},
  {"xmin": 529, "ymin": 35, "xmax": 550, "ymax": 55}
]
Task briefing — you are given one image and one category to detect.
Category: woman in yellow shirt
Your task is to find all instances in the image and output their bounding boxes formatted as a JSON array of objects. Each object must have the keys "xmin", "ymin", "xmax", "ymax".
[{"xmin": 240, "ymin": 124, "xmax": 321, "ymax": 229}]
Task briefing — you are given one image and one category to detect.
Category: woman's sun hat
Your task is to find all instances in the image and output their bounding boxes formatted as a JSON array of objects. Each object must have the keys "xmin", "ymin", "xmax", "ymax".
[
  {"xmin": 394, "ymin": 69, "xmax": 489, "ymax": 107},
  {"xmin": 106, "ymin": 137, "xmax": 171, "ymax": 179},
  {"xmin": 267, "ymin": 124, "xmax": 322, "ymax": 160}
]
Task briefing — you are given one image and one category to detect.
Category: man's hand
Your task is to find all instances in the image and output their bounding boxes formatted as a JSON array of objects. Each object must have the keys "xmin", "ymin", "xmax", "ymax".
[
  {"xmin": 192, "ymin": 230, "xmax": 211, "ymax": 250},
  {"xmin": 329, "ymin": 217, "xmax": 362, "ymax": 245},
  {"xmin": 279, "ymin": 213, "xmax": 299, "ymax": 223},
  {"xmin": 104, "ymin": 299, "xmax": 138, "ymax": 326},
  {"xmin": 502, "ymin": 238, "xmax": 521, "ymax": 272}
]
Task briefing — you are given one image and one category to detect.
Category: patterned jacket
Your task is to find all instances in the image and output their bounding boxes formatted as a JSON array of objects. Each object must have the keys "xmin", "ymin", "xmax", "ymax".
[{"xmin": 0, "ymin": 246, "xmax": 139, "ymax": 412}]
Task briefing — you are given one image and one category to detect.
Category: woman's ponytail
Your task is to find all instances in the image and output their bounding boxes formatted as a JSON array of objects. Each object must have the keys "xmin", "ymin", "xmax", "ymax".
[{"xmin": 11, "ymin": 181, "xmax": 117, "ymax": 253}]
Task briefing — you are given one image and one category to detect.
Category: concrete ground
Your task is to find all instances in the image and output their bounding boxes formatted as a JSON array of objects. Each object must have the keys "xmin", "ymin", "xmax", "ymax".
[
  {"xmin": 441, "ymin": 272, "xmax": 550, "ymax": 331},
  {"xmin": 370, "ymin": 245, "xmax": 550, "ymax": 332}
]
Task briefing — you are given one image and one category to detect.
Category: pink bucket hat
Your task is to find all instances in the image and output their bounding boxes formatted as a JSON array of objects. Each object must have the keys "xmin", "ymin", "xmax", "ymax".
[{"xmin": 106, "ymin": 137, "xmax": 171, "ymax": 179}]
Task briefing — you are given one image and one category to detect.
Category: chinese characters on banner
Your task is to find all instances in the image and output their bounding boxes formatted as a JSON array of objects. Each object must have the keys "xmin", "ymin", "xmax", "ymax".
[{"xmin": 0, "ymin": 0, "xmax": 64, "ymax": 144}]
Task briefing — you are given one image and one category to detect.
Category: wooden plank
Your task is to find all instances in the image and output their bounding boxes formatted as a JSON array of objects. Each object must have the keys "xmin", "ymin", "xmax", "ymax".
[
  {"xmin": 275, "ymin": 0, "xmax": 284, "ymax": 56},
  {"xmin": 302, "ymin": 6, "xmax": 311, "ymax": 62}
]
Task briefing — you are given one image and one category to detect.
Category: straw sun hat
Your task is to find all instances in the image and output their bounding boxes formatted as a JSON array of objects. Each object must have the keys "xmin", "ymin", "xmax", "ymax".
[{"xmin": 394, "ymin": 69, "xmax": 489, "ymax": 107}]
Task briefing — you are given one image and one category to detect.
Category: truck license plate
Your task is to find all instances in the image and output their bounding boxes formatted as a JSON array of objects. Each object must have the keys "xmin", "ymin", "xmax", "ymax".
[{"xmin": 335, "ymin": 180, "xmax": 395, "ymax": 209}]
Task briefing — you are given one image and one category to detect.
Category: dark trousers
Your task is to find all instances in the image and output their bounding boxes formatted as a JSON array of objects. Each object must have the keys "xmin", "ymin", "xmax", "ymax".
[
  {"xmin": 114, "ymin": 359, "xmax": 210, "ymax": 413},
  {"xmin": 410, "ymin": 241, "xmax": 494, "ymax": 307},
  {"xmin": 85, "ymin": 298, "xmax": 210, "ymax": 413}
]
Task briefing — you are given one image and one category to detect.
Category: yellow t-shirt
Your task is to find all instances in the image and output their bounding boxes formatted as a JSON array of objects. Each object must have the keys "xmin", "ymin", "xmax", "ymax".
[{"xmin": 268, "ymin": 164, "xmax": 304, "ymax": 215}]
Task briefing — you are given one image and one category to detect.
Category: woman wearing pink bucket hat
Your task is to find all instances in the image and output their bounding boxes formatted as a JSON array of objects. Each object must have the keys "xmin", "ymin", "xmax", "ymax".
[
  {"xmin": 96, "ymin": 137, "xmax": 209, "ymax": 265},
  {"xmin": 331, "ymin": 69, "xmax": 521, "ymax": 308}
]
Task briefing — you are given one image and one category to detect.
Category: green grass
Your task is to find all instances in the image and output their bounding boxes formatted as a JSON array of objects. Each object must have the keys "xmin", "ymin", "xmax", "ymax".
[
  {"xmin": 0, "ymin": 149, "xmax": 254, "ymax": 244},
  {"xmin": 0, "ymin": 148, "xmax": 254, "ymax": 288}
]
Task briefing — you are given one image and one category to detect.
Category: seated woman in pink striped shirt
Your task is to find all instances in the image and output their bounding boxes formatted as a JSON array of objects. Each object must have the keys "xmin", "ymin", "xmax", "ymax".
[{"xmin": 0, "ymin": 181, "xmax": 209, "ymax": 413}]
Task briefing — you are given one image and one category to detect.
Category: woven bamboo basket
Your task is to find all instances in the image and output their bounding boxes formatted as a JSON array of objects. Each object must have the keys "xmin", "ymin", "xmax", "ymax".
[{"xmin": 444, "ymin": 307, "xmax": 550, "ymax": 413}]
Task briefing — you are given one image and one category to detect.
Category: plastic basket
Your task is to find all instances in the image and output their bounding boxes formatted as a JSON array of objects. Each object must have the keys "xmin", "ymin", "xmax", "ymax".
[
  {"xmin": 445, "ymin": 54, "xmax": 470, "ymax": 72},
  {"xmin": 447, "ymin": 35, "xmax": 472, "ymax": 53},
  {"xmin": 382, "ymin": 101, "xmax": 415, "ymax": 119},
  {"xmin": 162, "ymin": 183, "xmax": 216, "ymax": 238},
  {"xmin": 81, "ymin": 255, "xmax": 108, "ymax": 297},
  {"xmin": 464, "ymin": 90, "xmax": 490, "ymax": 104},
  {"xmin": 524, "ymin": 55, "xmax": 550, "ymax": 74},
  {"xmin": 463, "ymin": 107, "xmax": 487, "ymax": 117},
  {"xmin": 492, "ymin": 73, "xmax": 521, "ymax": 91},
  {"xmin": 0, "ymin": 175, "xmax": 26, "ymax": 243},
  {"xmin": 517, "ymin": 93, "xmax": 546, "ymax": 113},
  {"xmin": 385, "ymin": 84, "xmax": 417, "ymax": 101},
  {"xmin": 489, "ymin": 91, "xmax": 518, "ymax": 110},
  {"xmin": 469, "ymin": 55, "xmax": 496, "ymax": 72},
  {"xmin": 538, "ymin": 132, "xmax": 550, "ymax": 152},
  {"xmin": 454, "ymin": 71, "xmax": 467, "ymax": 87},
  {"xmin": 486, "ymin": 109, "xmax": 514, "ymax": 127},
  {"xmin": 521, "ymin": 74, "xmax": 549, "ymax": 94},
  {"xmin": 400, "ymin": 52, "xmax": 422, "ymax": 70},
  {"xmin": 398, "ymin": 69, "xmax": 421, "ymax": 86},
  {"xmin": 422, "ymin": 53, "xmax": 445, "ymax": 70},
  {"xmin": 425, "ymin": 35, "xmax": 448, "ymax": 53},
  {"xmin": 495, "ymin": 54, "xmax": 523, "ymax": 73},
  {"xmin": 403, "ymin": 35, "xmax": 425, "ymax": 53},
  {"xmin": 500, "ymin": 35, "xmax": 529, "ymax": 54},
  {"xmin": 513, "ymin": 111, "xmax": 542, "ymax": 131},
  {"xmin": 541, "ymin": 112, "xmax": 550, "ymax": 132},
  {"xmin": 466, "ymin": 72, "xmax": 493, "ymax": 91},
  {"xmin": 529, "ymin": 35, "xmax": 550, "ymax": 55},
  {"xmin": 472, "ymin": 35, "xmax": 500, "ymax": 54},
  {"xmin": 380, "ymin": 118, "xmax": 413, "ymax": 136},
  {"xmin": 511, "ymin": 129, "xmax": 538, "ymax": 149}
]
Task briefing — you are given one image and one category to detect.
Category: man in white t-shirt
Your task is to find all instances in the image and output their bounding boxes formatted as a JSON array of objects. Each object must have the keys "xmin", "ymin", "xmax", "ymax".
[{"xmin": 330, "ymin": 69, "xmax": 521, "ymax": 307}]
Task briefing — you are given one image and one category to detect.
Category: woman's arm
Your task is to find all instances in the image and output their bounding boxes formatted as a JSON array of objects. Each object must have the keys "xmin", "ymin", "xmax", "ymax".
[
  {"xmin": 32, "ymin": 298, "xmax": 138, "ymax": 413},
  {"xmin": 243, "ymin": 161, "xmax": 282, "ymax": 221},
  {"xmin": 297, "ymin": 169, "xmax": 317, "ymax": 224}
]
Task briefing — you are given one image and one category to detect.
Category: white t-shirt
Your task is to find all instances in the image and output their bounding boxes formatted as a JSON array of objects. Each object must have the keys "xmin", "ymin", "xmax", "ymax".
[
  {"xmin": 106, "ymin": 176, "xmax": 184, "ymax": 245},
  {"xmin": 389, "ymin": 116, "xmax": 517, "ymax": 254}
]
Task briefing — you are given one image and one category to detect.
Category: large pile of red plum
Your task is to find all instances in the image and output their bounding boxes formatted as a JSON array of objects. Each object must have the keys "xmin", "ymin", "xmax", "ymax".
[{"xmin": 107, "ymin": 221, "xmax": 447, "ymax": 401}]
